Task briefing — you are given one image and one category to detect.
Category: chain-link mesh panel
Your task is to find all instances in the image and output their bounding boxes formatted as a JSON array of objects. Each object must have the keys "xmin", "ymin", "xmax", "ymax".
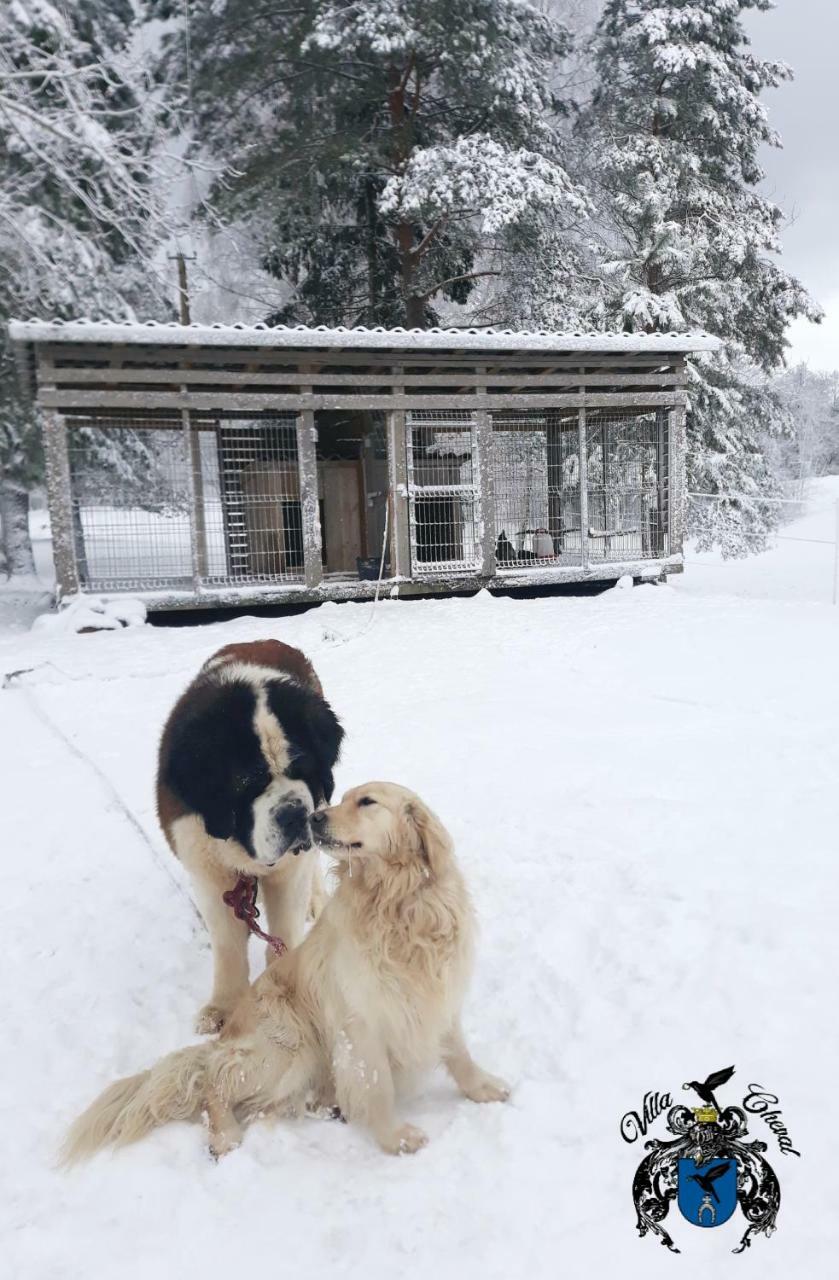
[
  {"xmin": 65, "ymin": 412, "xmax": 306, "ymax": 592},
  {"xmin": 66, "ymin": 414, "xmax": 193, "ymax": 591},
  {"xmin": 196, "ymin": 416, "xmax": 304, "ymax": 586},
  {"xmin": 491, "ymin": 410, "xmax": 582, "ymax": 568},
  {"xmin": 585, "ymin": 410, "xmax": 669, "ymax": 561},
  {"xmin": 406, "ymin": 410, "xmax": 481, "ymax": 575}
]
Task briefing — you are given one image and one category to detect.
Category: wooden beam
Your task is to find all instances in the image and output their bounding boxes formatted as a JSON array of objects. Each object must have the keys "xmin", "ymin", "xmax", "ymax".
[
  {"xmin": 578, "ymin": 397, "xmax": 590, "ymax": 572},
  {"xmin": 40, "ymin": 389, "xmax": 687, "ymax": 412},
  {"xmin": 387, "ymin": 410, "xmax": 411, "ymax": 580},
  {"xmin": 42, "ymin": 411, "xmax": 80, "ymax": 598},
  {"xmin": 476, "ymin": 408, "xmax": 496, "ymax": 576},
  {"xmin": 669, "ymin": 404, "xmax": 686, "ymax": 556},
  {"xmin": 387, "ymin": 359, "xmax": 411, "ymax": 582},
  {"xmin": 51, "ymin": 367, "xmax": 685, "ymax": 389},
  {"xmin": 39, "ymin": 342, "xmax": 686, "ymax": 373},
  {"xmin": 182, "ymin": 409, "xmax": 208, "ymax": 587},
  {"xmin": 298, "ymin": 409, "xmax": 322, "ymax": 589}
]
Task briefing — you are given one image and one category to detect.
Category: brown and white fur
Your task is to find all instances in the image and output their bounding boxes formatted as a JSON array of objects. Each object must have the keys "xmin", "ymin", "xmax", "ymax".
[
  {"xmin": 157, "ymin": 640, "xmax": 343, "ymax": 1034},
  {"xmin": 63, "ymin": 783, "xmax": 509, "ymax": 1163}
]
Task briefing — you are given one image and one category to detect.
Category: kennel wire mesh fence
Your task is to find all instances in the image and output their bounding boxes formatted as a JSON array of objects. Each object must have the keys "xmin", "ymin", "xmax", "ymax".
[
  {"xmin": 63, "ymin": 404, "xmax": 672, "ymax": 597},
  {"xmin": 66, "ymin": 413, "xmax": 194, "ymax": 591},
  {"xmin": 491, "ymin": 410, "xmax": 582, "ymax": 569},
  {"xmin": 65, "ymin": 411, "xmax": 304, "ymax": 592},
  {"xmin": 406, "ymin": 410, "xmax": 482, "ymax": 576},
  {"xmin": 585, "ymin": 409, "xmax": 669, "ymax": 561},
  {"xmin": 196, "ymin": 415, "xmax": 303, "ymax": 586},
  {"xmin": 405, "ymin": 407, "xmax": 669, "ymax": 576}
]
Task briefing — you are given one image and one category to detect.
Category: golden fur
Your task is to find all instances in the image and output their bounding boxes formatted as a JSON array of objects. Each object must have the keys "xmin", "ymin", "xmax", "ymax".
[{"xmin": 63, "ymin": 784, "xmax": 509, "ymax": 1163}]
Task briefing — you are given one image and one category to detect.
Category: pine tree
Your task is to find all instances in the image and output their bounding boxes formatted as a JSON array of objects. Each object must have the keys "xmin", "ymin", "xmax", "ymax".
[
  {"xmin": 0, "ymin": 0, "xmax": 169, "ymax": 578},
  {"xmin": 579, "ymin": 0, "xmax": 821, "ymax": 554},
  {"xmin": 158, "ymin": 0, "xmax": 587, "ymax": 328}
]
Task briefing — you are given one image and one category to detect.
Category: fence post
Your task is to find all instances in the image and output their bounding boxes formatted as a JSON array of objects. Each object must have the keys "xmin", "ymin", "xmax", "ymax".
[
  {"xmin": 833, "ymin": 499, "xmax": 839, "ymax": 607},
  {"xmin": 42, "ymin": 410, "xmax": 80, "ymax": 599},
  {"xmin": 475, "ymin": 365, "xmax": 495, "ymax": 578},
  {"xmin": 298, "ymin": 410, "xmax": 322, "ymax": 590},
  {"xmin": 669, "ymin": 403, "xmax": 687, "ymax": 560},
  {"xmin": 181, "ymin": 408, "xmax": 205, "ymax": 591},
  {"xmin": 577, "ymin": 403, "xmax": 589, "ymax": 570}
]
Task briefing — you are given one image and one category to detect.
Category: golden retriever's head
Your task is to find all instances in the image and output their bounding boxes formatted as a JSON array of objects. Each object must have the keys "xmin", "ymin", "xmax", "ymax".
[{"xmin": 311, "ymin": 782, "xmax": 452, "ymax": 880}]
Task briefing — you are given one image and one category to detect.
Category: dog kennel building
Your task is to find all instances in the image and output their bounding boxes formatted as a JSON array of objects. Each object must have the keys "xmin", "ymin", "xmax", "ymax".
[{"xmin": 10, "ymin": 319, "xmax": 719, "ymax": 610}]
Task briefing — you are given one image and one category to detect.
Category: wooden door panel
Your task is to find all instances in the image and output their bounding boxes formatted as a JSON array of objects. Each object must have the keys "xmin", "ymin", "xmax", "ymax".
[{"xmin": 322, "ymin": 461, "xmax": 362, "ymax": 573}]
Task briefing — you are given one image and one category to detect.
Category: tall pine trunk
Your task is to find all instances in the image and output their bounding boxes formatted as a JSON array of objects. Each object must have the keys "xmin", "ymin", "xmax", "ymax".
[{"xmin": 0, "ymin": 477, "xmax": 36, "ymax": 578}]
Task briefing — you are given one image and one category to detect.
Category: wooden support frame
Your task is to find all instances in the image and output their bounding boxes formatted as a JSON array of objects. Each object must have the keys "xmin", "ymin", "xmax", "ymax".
[
  {"xmin": 669, "ymin": 404, "xmax": 687, "ymax": 556},
  {"xmin": 474, "ymin": 364, "xmax": 496, "ymax": 578},
  {"xmin": 42, "ymin": 410, "xmax": 80, "ymax": 598},
  {"xmin": 297, "ymin": 410, "xmax": 323, "ymax": 589},
  {"xmin": 17, "ymin": 329, "xmax": 706, "ymax": 609},
  {"xmin": 181, "ymin": 408, "xmax": 208, "ymax": 589},
  {"xmin": 656, "ymin": 407, "xmax": 668, "ymax": 557},
  {"xmin": 55, "ymin": 366, "xmax": 685, "ymax": 389},
  {"xmin": 476, "ymin": 408, "xmax": 496, "ymax": 577},
  {"xmin": 38, "ymin": 389, "xmax": 686, "ymax": 413},
  {"xmin": 387, "ymin": 409, "xmax": 411, "ymax": 579},
  {"xmin": 578, "ymin": 406, "xmax": 590, "ymax": 571}
]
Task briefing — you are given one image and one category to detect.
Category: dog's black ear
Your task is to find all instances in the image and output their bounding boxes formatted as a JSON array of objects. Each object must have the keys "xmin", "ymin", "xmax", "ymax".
[
  {"xmin": 162, "ymin": 682, "xmax": 257, "ymax": 841},
  {"xmin": 164, "ymin": 742, "xmax": 235, "ymax": 841},
  {"xmin": 200, "ymin": 798, "xmax": 236, "ymax": 842},
  {"xmin": 305, "ymin": 696, "xmax": 344, "ymax": 804},
  {"xmin": 266, "ymin": 683, "xmax": 344, "ymax": 806}
]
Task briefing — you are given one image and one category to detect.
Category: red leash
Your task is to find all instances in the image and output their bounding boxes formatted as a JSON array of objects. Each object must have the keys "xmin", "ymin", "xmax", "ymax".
[{"xmin": 222, "ymin": 874, "xmax": 287, "ymax": 957}]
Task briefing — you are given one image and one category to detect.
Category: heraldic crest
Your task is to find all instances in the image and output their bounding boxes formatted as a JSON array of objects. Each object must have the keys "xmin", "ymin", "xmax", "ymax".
[{"xmin": 632, "ymin": 1066, "xmax": 780, "ymax": 1254}]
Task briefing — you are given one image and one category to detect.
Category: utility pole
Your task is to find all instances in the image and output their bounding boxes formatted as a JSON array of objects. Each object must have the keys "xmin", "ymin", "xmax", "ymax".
[{"xmin": 169, "ymin": 249, "xmax": 196, "ymax": 324}]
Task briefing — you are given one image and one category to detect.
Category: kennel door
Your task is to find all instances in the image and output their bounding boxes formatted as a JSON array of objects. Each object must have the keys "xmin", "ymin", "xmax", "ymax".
[{"xmin": 405, "ymin": 411, "xmax": 482, "ymax": 577}]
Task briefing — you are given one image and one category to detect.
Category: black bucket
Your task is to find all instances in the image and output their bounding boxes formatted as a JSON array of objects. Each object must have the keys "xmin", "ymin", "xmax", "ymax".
[{"xmin": 356, "ymin": 556, "xmax": 386, "ymax": 581}]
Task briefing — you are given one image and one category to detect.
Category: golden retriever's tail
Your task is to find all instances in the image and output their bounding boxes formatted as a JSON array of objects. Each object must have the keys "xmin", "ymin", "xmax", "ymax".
[{"xmin": 60, "ymin": 1045, "xmax": 209, "ymax": 1164}]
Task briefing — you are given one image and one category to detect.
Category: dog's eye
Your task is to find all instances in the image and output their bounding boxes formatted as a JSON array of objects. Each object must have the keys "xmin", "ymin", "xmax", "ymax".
[{"xmin": 358, "ymin": 796, "xmax": 376, "ymax": 807}]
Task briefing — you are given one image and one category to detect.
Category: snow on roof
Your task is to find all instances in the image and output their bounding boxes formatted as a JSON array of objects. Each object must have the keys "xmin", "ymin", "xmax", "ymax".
[{"xmin": 8, "ymin": 317, "xmax": 720, "ymax": 355}]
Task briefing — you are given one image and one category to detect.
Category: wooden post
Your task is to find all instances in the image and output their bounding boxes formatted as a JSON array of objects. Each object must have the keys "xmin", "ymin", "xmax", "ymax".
[
  {"xmin": 42, "ymin": 410, "xmax": 80, "ymax": 598},
  {"xmin": 475, "ymin": 398, "xmax": 495, "ymax": 578},
  {"xmin": 169, "ymin": 250, "xmax": 195, "ymax": 326},
  {"xmin": 181, "ymin": 408, "xmax": 206, "ymax": 589},
  {"xmin": 577, "ymin": 405, "xmax": 589, "ymax": 570},
  {"xmin": 298, "ymin": 410, "xmax": 322, "ymax": 588},
  {"xmin": 655, "ymin": 407, "xmax": 667, "ymax": 555},
  {"xmin": 388, "ymin": 409, "xmax": 411, "ymax": 578},
  {"xmin": 669, "ymin": 403, "xmax": 687, "ymax": 557}
]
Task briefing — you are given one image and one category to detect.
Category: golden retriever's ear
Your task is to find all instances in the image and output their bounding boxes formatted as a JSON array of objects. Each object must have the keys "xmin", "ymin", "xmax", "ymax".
[{"xmin": 404, "ymin": 799, "xmax": 452, "ymax": 878}]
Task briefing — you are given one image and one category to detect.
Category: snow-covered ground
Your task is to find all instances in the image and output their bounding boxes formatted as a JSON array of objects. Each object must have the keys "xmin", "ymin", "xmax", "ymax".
[
  {"xmin": 2, "ymin": 485, "xmax": 838, "ymax": 1277},
  {"xmin": 679, "ymin": 475, "xmax": 839, "ymax": 605}
]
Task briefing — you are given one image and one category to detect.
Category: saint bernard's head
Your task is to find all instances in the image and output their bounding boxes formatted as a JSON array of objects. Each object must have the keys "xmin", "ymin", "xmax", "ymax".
[{"xmin": 162, "ymin": 666, "xmax": 344, "ymax": 867}]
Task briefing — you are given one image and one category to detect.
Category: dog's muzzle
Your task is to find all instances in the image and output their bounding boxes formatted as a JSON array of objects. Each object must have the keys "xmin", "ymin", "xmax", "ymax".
[
  {"xmin": 275, "ymin": 801, "xmax": 311, "ymax": 854},
  {"xmin": 310, "ymin": 809, "xmax": 336, "ymax": 846}
]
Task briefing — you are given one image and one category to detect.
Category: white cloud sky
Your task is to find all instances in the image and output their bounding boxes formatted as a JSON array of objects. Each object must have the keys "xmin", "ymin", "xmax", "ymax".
[
  {"xmin": 745, "ymin": 1, "xmax": 839, "ymax": 371},
  {"xmin": 786, "ymin": 301, "xmax": 839, "ymax": 370}
]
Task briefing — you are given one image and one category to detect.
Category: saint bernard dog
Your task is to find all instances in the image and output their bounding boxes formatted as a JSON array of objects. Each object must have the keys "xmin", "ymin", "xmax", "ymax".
[{"xmin": 157, "ymin": 639, "xmax": 343, "ymax": 1033}]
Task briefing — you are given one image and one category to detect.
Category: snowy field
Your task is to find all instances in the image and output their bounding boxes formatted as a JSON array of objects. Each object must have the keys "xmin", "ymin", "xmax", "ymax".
[{"xmin": 2, "ymin": 485, "xmax": 839, "ymax": 1277}]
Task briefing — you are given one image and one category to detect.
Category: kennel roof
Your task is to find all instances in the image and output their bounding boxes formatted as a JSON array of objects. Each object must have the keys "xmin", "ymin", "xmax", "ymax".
[{"xmin": 9, "ymin": 317, "xmax": 721, "ymax": 357}]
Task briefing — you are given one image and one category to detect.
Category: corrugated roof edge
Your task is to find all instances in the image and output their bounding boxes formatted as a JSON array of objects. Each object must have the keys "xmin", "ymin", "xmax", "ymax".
[{"xmin": 8, "ymin": 318, "xmax": 721, "ymax": 354}]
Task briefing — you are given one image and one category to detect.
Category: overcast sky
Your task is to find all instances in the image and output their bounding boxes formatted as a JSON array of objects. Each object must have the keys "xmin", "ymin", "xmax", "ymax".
[{"xmin": 745, "ymin": 0, "xmax": 839, "ymax": 369}]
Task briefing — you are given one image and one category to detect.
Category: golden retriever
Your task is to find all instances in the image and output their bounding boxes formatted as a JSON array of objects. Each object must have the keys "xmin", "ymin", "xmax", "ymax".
[{"xmin": 63, "ymin": 783, "xmax": 509, "ymax": 1162}]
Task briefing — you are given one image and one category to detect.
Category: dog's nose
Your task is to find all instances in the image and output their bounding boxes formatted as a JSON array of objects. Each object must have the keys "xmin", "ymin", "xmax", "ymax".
[
  {"xmin": 311, "ymin": 810, "xmax": 327, "ymax": 828},
  {"xmin": 276, "ymin": 803, "xmax": 309, "ymax": 843}
]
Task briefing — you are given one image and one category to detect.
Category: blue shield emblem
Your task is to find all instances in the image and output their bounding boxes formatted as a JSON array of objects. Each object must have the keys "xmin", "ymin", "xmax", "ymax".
[{"xmin": 678, "ymin": 1158, "xmax": 738, "ymax": 1227}]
